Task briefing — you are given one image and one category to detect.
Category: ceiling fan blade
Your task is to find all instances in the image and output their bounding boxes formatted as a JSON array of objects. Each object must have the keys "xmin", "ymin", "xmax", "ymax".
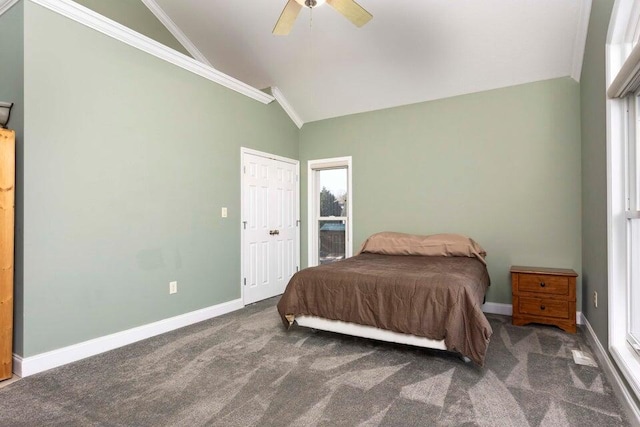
[
  {"xmin": 326, "ymin": 0, "xmax": 372, "ymax": 27},
  {"xmin": 273, "ymin": 0, "xmax": 303, "ymax": 35}
]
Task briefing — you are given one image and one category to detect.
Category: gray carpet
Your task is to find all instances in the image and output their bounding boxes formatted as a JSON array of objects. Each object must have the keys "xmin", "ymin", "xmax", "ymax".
[{"xmin": 0, "ymin": 298, "xmax": 630, "ymax": 426}]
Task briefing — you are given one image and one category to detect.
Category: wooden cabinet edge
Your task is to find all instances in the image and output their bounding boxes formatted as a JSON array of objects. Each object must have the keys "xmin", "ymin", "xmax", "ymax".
[{"xmin": 0, "ymin": 129, "xmax": 15, "ymax": 381}]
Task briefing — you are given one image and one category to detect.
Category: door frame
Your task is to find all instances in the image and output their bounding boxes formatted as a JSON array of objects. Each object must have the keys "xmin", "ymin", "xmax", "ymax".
[{"xmin": 240, "ymin": 147, "xmax": 300, "ymax": 305}]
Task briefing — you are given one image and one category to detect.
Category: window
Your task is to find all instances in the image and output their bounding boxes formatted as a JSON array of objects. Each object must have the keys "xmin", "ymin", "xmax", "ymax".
[
  {"xmin": 627, "ymin": 93, "xmax": 640, "ymax": 352},
  {"xmin": 308, "ymin": 157, "xmax": 352, "ymax": 266},
  {"xmin": 625, "ymin": 92, "xmax": 640, "ymax": 353},
  {"xmin": 607, "ymin": 0, "xmax": 640, "ymax": 400}
]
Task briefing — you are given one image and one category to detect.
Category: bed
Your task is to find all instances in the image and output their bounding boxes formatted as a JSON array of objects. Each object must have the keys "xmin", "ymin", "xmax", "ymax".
[{"xmin": 276, "ymin": 232, "xmax": 493, "ymax": 365}]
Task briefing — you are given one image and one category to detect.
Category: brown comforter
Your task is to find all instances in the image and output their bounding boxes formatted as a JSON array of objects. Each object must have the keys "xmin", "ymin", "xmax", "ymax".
[{"xmin": 277, "ymin": 253, "xmax": 492, "ymax": 365}]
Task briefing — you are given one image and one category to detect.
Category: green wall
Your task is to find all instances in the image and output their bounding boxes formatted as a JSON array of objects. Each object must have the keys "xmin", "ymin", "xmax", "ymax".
[
  {"xmin": 72, "ymin": 0, "xmax": 192, "ymax": 57},
  {"xmin": 580, "ymin": 0, "xmax": 615, "ymax": 348},
  {"xmin": 20, "ymin": 1, "xmax": 297, "ymax": 357},
  {"xmin": 0, "ymin": 1, "xmax": 24, "ymax": 356},
  {"xmin": 300, "ymin": 78, "xmax": 582, "ymax": 306},
  {"xmin": 7, "ymin": 0, "xmax": 589, "ymax": 359}
]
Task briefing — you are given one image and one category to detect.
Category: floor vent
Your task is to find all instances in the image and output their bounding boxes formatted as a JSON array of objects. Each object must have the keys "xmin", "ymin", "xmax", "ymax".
[{"xmin": 572, "ymin": 349, "xmax": 598, "ymax": 367}]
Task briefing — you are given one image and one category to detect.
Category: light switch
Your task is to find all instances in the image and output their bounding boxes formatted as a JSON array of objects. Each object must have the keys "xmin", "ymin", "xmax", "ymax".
[{"xmin": 221, "ymin": 207, "xmax": 228, "ymax": 218}]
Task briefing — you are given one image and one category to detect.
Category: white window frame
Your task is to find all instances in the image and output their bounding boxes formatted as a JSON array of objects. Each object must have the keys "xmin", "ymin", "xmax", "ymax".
[
  {"xmin": 307, "ymin": 157, "xmax": 353, "ymax": 267},
  {"xmin": 607, "ymin": 0, "xmax": 640, "ymax": 401},
  {"xmin": 627, "ymin": 94, "xmax": 640, "ymax": 353}
]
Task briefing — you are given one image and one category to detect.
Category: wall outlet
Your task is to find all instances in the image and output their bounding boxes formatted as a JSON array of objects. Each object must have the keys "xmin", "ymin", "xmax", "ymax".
[
  {"xmin": 169, "ymin": 281, "xmax": 178, "ymax": 294},
  {"xmin": 221, "ymin": 207, "xmax": 228, "ymax": 218},
  {"xmin": 593, "ymin": 291, "xmax": 598, "ymax": 308}
]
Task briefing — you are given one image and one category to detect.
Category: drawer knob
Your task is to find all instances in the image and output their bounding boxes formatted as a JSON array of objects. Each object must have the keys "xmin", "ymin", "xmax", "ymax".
[
  {"xmin": 540, "ymin": 305, "xmax": 546, "ymax": 310},
  {"xmin": 540, "ymin": 282, "xmax": 546, "ymax": 287}
]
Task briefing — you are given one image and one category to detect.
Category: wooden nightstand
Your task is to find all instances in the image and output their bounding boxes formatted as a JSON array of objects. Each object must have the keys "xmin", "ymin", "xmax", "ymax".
[{"xmin": 511, "ymin": 266, "xmax": 578, "ymax": 333}]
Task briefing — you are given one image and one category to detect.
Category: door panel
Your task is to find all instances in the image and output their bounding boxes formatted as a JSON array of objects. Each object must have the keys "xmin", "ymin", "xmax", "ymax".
[
  {"xmin": 243, "ymin": 153, "xmax": 272, "ymax": 304},
  {"xmin": 243, "ymin": 152, "xmax": 298, "ymax": 304},
  {"xmin": 272, "ymin": 160, "xmax": 297, "ymax": 297}
]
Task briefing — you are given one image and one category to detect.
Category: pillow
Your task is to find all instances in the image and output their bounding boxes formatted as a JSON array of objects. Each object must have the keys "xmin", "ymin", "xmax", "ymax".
[{"xmin": 358, "ymin": 232, "xmax": 487, "ymax": 264}]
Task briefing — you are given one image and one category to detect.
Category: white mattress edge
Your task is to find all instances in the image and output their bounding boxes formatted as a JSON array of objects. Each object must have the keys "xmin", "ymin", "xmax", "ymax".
[{"xmin": 294, "ymin": 315, "xmax": 447, "ymax": 351}]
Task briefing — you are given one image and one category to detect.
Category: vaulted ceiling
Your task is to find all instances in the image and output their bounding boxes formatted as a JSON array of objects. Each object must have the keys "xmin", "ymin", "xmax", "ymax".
[{"xmin": 153, "ymin": 0, "xmax": 590, "ymax": 124}]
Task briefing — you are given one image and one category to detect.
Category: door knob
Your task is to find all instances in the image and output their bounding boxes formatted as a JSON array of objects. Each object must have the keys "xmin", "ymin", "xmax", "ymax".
[{"xmin": 269, "ymin": 230, "xmax": 280, "ymax": 235}]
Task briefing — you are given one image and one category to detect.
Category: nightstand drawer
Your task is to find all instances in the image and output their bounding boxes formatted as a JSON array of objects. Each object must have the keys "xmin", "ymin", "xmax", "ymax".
[
  {"xmin": 518, "ymin": 297, "xmax": 569, "ymax": 319},
  {"xmin": 518, "ymin": 274, "xmax": 568, "ymax": 295}
]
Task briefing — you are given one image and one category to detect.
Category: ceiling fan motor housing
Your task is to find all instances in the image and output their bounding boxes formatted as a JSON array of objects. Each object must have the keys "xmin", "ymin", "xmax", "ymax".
[{"xmin": 298, "ymin": 0, "xmax": 318, "ymax": 8}]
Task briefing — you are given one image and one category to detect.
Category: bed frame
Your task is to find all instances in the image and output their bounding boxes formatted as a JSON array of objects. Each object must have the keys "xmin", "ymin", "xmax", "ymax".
[{"xmin": 295, "ymin": 315, "xmax": 471, "ymax": 363}]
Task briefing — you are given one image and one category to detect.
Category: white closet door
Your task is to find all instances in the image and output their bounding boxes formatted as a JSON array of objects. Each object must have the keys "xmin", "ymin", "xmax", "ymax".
[
  {"xmin": 243, "ymin": 152, "xmax": 298, "ymax": 304},
  {"xmin": 272, "ymin": 160, "xmax": 298, "ymax": 297}
]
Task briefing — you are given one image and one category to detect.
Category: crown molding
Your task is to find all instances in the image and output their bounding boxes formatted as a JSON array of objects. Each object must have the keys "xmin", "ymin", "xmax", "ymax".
[
  {"xmin": 29, "ymin": 0, "xmax": 274, "ymax": 105},
  {"xmin": 139, "ymin": 0, "xmax": 212, "ymax": 67},
  {"xmin": 0, "ymin": 0, "xmax": 20, "ymax": 16},
  {"xmin": 271, "ymin": 86, "xmax": 304, "ymax": 129},
  {"xmin": 571, "ymin": 0, "xmax": 592, "ymax": 82}
]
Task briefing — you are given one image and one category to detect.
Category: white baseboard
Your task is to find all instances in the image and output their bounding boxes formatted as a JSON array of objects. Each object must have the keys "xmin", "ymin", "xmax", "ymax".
[
  {"xmin": 581, "ymin": 315, "xmax": 640, "ymax": 425},
  {"xmin": 482, "ymin": 302, "xmax": 512, "ymax": 316},
  {"xmin": 11, "ymin": 354, "xmax": 23, "ymax": 377},
  {"xmin": 482, "ymin": 302, "xmax": 584, "ymax": 325},
  {"xmin": 13, "ymin": 298, "xmax": 244, "ymax": 378},
  {"xmin": 577, "ymin": 311, "xmax": 586, "ymax": 326},
  {"xmin": 8, "ymin": 300, "xmax": 586, "ymax": 378}
]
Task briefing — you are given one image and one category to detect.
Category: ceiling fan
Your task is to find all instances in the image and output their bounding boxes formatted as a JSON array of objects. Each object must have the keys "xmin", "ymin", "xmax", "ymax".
[{"xmin": 273, "ymin": 0, "xmax": 372, "ymax": 35}]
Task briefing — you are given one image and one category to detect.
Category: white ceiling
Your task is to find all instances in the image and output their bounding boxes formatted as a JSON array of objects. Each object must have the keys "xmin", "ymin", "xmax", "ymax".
[{"xmin": 153, "ymin": 0, "xmax": 588, "ymax": 124}]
